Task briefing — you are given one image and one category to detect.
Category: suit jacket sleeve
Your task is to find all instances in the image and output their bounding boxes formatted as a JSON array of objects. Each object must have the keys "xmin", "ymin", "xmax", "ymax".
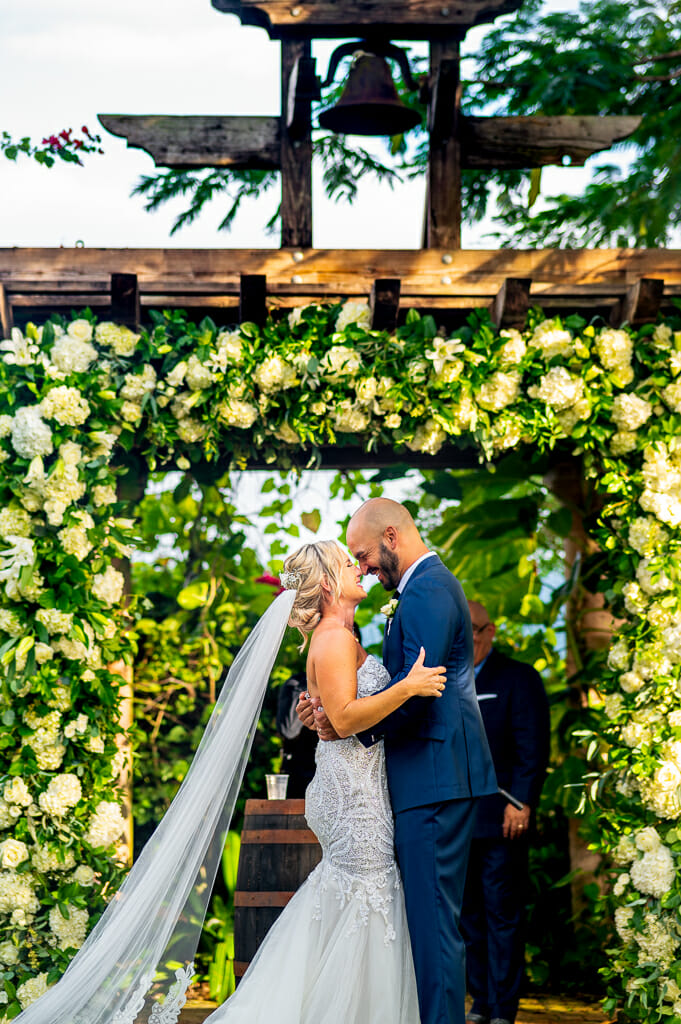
[
  {"xmin": 509, "ymin": 664, "xmax": 551, "ymax": 807},
  {"xmin": 357, "ymin": 578, "xmax": 457, "ymax": 746}
]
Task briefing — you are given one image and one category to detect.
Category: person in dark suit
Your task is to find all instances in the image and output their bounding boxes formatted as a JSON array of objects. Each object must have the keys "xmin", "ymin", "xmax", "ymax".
[
  {"xmin": 300, "ymin": 499, "xmax": 497, "ymax": 1024},
  {"xmin": 463, "ymin": 600, "xmax": 551, "ymax": 1024}
]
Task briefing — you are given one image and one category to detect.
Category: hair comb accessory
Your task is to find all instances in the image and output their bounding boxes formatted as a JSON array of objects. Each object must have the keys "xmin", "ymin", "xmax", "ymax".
[{"xmin": 280, "ymin": 570, "xmax": 302, "ymax": 591}]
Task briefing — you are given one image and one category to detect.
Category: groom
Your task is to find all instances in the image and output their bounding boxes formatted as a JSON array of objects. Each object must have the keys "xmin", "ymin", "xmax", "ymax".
[{"xmin": 300, "ymin": 498, "xmax": 497, "ymax": 1024}]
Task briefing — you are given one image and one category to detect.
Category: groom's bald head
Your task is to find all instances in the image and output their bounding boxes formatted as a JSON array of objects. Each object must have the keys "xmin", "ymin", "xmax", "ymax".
[{"xmin": 346, "ymin": 498, "xmax": 428, "ymax": 591}]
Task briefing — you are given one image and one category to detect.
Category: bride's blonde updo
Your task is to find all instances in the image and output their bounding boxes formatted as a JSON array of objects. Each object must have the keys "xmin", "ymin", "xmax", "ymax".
[{"xmin": 282, "ymin": 540, "xmax": 346, "ymax": 648}]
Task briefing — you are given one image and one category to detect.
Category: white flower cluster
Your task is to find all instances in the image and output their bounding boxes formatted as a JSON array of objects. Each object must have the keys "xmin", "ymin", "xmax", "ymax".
[
  {"xmin": 321, "ymin": 344, "xmax": 362, "ymax": 381},
  {"xmin": 0, "ymin": 839, "xmax": 29, "ymax": 870},
  {"xmin": 82, "ymin": 800, "xmax": 125, "ymax": 848},
  {"xmin": 639, "ymin": 442, "xmax": 681, "ymax": 528},
  {"xmin": 95, "ymin": 321, "xmax": 140, "ymax": 357},
  {"xmin": 21, "ymin": 708, "xmax": 65, "ymax": 771},
  {"xmin": 16, "ymin": 973, "xmax": 50, "ymax": 1010},
  {"xmin": 217, "ymin": 396, "xmax": 258, "ymax": 429},
  {"xmin": 527, "ymin": 366, "xmax": 585, "ymax": 412},
  {"xmin": 527, "ymin": 319, "xmax": 574, "ymax": 360},
  {"xmin": 595, "ymin": 327, "xmax": 634, "ymax": 386},
  {"xmin": 406, "ymin": 418, "xmax": 447, "ymax": 456},
  {"xmin": 91, "ymin": 565, "xmax": 125, "ymax": 607},
  {"xmin": 0, "ymin": 507, "xmax": 32, "ymax": 541},
  {"xmin": 254, "ymin": 354, "xmax": 297, "ymax": 394},
  {"xmin": 207, "ymin": 329, "xmax": 245, "ymax": 371},
  {"xmin": 476, "ymin": 371, "xmax": 521, "ymax": 413},
  {"xmin": 497, "ymin": 329, "xmax": 527, "ymax": 367},
  {"xmin": 58, "ymin": 509, "xmax": 95, "ymax": 560},
  {"xmin": 35, "ymin": 608, "xmax": 73, "ymax": 634},
  {"xmin": 49, "ymin": 903, "xmax": 89, "ymax": 951},
  {"xmin": 31, "ymin": 844, "xmax": 76, "ymax": 873},
  {"xmin": 38, "ymin": 773, "xmax": 82, "ymax": 817},
  {"xmin": 0, "ymin": 870, "xmax": 39, "ymax": 923},
  {"xmin": 335, "ymin": 301, "xmax": 371, "ymax": 332},
  {"xmin": 333, "ymin": 401, "xmax": 370, "ymax": 434},
  {"xmin": 628, "ymin": 828, "xmax": 676, "ymax": 896},
  {"xmin": 10, "ymin": 407, "xmax": 53, "ymax": 460},
  {"xmin": 0, "ymin": 327, "xmax": 39, "ymax": 366},
  {"xmin": 50, "ymin": 328, "xmax": 97, "ymax": 375},
  {"xmin": 40, "ymin": 386, "xmax": 90, "ymax": 427}
]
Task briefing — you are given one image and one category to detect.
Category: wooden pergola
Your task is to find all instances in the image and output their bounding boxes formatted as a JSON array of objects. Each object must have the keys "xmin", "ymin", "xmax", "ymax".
[{"xmin": 2, "ymin": 248, "xmax": 680, "ymax": 338}]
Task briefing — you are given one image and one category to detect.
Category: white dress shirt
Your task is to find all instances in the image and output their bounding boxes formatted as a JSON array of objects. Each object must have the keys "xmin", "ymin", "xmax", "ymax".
[{"xmin": 396, "ymin": 551, "xmax": 437, "ymax": 595}]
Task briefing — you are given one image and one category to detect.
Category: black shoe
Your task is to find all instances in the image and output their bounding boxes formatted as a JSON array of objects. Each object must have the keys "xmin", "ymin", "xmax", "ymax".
[
  {"xmin": 490, "ymin": 1018, "xmax": 513, "ymax": 1024},
  {"xmin": 466, "ymin": 1015, "xmax": 490, "ymax": 1024}
]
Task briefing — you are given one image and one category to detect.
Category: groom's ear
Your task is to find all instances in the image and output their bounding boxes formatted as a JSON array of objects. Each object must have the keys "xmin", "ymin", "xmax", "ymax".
[{"xmin": 383, "ymin": 526, "xmax": 398, "ymax": 549}]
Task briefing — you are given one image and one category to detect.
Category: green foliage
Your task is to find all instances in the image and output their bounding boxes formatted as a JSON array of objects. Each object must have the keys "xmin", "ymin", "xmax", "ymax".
[{"xmin": 1, "ymin": 127, "xmax": 103, "ymax": 168}]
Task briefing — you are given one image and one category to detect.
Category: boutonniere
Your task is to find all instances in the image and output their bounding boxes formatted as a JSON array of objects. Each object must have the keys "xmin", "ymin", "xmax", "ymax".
[{"xmin": 381, "ymin": 597, "xmax": 399, "ymax": 620}]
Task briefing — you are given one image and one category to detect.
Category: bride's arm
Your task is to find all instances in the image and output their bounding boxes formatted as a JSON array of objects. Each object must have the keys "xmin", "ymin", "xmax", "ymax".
[{"xmin": 310, "ymin": 628, "xmax": 445, "ymax": 739}]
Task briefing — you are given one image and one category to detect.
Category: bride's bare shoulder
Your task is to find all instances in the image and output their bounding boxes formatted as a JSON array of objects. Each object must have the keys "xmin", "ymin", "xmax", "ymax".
[{"xmin": 309, "ymin": 622, "xmax": 355, "ymax": 657}]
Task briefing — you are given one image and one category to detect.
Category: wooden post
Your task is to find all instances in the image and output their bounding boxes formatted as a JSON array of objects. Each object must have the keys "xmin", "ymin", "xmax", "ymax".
[
  {"xmin": 110, "ymin": 273, "xmax": 140, "ymax": 329},
  {"xmin": 0, "ymin": 283, "xmax": 12, "ymax": 337},
  {"xmin": 239, "ymin": 274, "xmax": 268, "ymax": 326},
  {"xmin": 610, "ymin": 277, "xmax": 664, "ymax": 327},
  {"xmin": 425, "ymin": 37, "xmax": 462, "ymax": 249},
  {"xmin": 370, "ymin": 278, "xmax": 401, "ymax": 332},
  {"xmin": 490, "ymin": 277, "xmax": 532, "ymax": 329},
  {"xmin": 280, "ymin": 39, "xmax": 313, "ymax": 248}
]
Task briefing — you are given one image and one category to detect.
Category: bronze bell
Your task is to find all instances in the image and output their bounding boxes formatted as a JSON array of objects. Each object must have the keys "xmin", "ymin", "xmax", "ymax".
[{"xmin": 318, "ymin": 52, "xmax": 421, "ymax": 137}]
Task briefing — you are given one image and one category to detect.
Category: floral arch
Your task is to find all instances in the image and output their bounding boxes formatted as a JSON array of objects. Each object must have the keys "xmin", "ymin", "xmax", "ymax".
[{"xmin": 0, "ymin": 299, "xmax": 680, "ymax": 1021}]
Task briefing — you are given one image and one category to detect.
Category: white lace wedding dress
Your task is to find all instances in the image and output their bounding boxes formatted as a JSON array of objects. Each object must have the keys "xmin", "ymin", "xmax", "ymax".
[{"xmin": 207, "ymin": 655, "xmax": 420, "ymax": 1024}]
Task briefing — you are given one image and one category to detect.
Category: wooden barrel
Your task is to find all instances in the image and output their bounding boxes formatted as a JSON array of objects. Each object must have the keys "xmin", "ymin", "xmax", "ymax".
[{"xmin": 233, "ymin": 798, "xmax": 321, "ymax": 981}]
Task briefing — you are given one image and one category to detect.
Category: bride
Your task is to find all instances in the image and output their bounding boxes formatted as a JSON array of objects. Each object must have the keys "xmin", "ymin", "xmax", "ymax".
[{"xmin": 14, "ymin": 540, "xmax": 444, "ymax": 1024}]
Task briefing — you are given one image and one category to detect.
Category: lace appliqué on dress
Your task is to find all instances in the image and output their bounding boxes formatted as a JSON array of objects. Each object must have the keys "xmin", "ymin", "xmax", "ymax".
[
  {"xmin": 310, "ymin": 859, "xmax": 400, "ymax": 945},
  {"xmin": 111, "ymin": 963, "xmax": 195, "ymax": 1024}
]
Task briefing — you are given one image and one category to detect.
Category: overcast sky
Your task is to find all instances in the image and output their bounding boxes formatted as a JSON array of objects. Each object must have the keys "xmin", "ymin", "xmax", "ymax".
[{"xmin": 0, "ymin": 0, "xmax": 602, "ymax": 250}]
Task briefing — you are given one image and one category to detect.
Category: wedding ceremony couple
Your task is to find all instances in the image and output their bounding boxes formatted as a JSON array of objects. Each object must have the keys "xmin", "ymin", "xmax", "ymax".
[{"xmin": 17, "ymin": 497, "xmax": 498, "ymax": 1024}]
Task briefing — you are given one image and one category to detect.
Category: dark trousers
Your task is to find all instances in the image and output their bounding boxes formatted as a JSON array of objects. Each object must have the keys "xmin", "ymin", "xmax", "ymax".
[
  {"xmin": 461, "ymin": 837, "xmax": 529, "ymax": 1024},
  {"xmin": 394, "ymin": 798, "xmax": 478, "ymax": 1024}
]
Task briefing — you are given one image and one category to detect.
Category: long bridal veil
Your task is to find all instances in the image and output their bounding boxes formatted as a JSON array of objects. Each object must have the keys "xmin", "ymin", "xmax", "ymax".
[{"xmin": 17, "ymin": 589, "xmax": 296, "ymax": 1024}]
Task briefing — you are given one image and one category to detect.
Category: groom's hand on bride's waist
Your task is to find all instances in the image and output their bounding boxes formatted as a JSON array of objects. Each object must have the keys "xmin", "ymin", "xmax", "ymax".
[{"xmin": 296, "ymin": 692, "xmax": 340, "ymax": 742}]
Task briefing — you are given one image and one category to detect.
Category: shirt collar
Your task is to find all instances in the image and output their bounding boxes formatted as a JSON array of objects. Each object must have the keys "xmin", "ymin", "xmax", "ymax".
[
  {"xmin": 474, "ymin": 650, "xmax": 492, "ymax": 677},
  {"xmin": 396, "ymin": 551, "xmax": 437, "ymax": 595}
]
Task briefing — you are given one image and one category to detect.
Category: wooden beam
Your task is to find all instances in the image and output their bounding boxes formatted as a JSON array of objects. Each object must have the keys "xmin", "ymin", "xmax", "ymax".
[
  {"xmin": 611, "ymin": 277, "xmax": 665, "ymax": 327},
  {"xmin": 211, "ymin": 0, "xmax": 524, "ymax": 39},
  {"xmin": 370, "ymin": 278, "xmax": 401, "ymax": 332},
  {"xmin": 0, "ymin": 283, "xmax": 12, "ymax": 337},
  {"xmin": 239, "ymin": 274, "xmax": 268, "ymax": 326},
  {"xmin": 110, "ymin": 273, "xmax": 140, "ymax": 329},
  {"xmin": 98, "ymin": 114, "xmax": 281, "ymax": 170},
  {"xmin": 490, "ymin": 277, "xmax": 531, "ymax": 329},
  {"xmin": 2, "ymin": 249, "xmax": 681, "ymax": 292},
  {"xmin": 280, "ymin": 40, "xmax": 313, "ymax": 248},
  {"xmin": 426, "ymin": 38, "xmax": 462, "ymax": 250},
  {"xmin": 461, "ymin": 115, "xmax": 641, "ymax": 169}
]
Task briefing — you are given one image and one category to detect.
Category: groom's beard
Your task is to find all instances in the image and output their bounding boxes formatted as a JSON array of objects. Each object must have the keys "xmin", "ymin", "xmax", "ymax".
[{"xmin": 377, "ymin": 544, "xmax": 401, "ymax": 591}]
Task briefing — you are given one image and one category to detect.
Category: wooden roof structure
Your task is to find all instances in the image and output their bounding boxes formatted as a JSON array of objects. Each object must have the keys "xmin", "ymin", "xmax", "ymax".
[{"xmin": 2, "ymin": 247, "xmax": 680, "ymax": 336}]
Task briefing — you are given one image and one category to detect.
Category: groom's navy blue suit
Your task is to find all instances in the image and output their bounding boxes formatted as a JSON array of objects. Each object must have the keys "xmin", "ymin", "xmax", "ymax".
[{"xmin": 359, "ymin": 555, "xmax": 497, "ymax": 1024}]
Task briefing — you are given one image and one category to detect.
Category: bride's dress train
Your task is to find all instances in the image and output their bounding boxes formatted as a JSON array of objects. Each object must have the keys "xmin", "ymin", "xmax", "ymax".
[{"xmin": 207, "ymin": 655, "xmax": 420, "ymax": 1024}]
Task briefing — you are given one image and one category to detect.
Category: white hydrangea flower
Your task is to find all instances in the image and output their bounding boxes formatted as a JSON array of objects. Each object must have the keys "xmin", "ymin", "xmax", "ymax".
[
  {"xmin": 95, "ymin": 322, "xmax": 140, "ymax": 357},
  {"xmin": 176, "ymin": 417, "xmax": 207, "ymax": 443},
  {"xmin": 595, "ymin": 328, "xmax": 633, "ymax": 371},
  {"xmin": 527, "ymin": 366, "xmax": 584, "ymax": 410},
  {"xmin": 31, "ymin": 844, "xmax": 76, "ymax": 873},
  {"xmin": 58, "ymin": 511, "xmax": 95, "ymax": 560},
  {"xmin": 630, "ymin": 843, "xmax": 676, "ymax": 897},
  {"xmin": 11, "ymin": 406, "xmax": 54, "ymax": 459},
  {"xmin": 634, "ymin": 912, "xmax": 679, "ymax": 968},
  {"xmin": 92, "ymin": 483, "xmax": 117, "ymax": 507},
  {"xmin": 86, "ymin": 735, "xmax": 105, "ymax": 754},
  {"xmin": 607, "ymin": 637, "xmax": 630, "ymax": 671},
  {"xmin": 35, "ymin": 608, "xmax": 73, "ymax": 635},
  {"xmin": 497, "ymin": 328, "xmax": 527, "ymax": 367},
  {"xmin": 120, "ymin": 365, "xmax": 157, "ymax": 402},
  {"xmin": 51, "ymin": 334, "xmax": 97, "ymax": 374},
  {"xmin": 320, "ymin": 345, "xmax": 362, "ymax": 381},
  {"xmin": 91, "ymin": 565, "xmax": 125, "ymax": 607},
  {"xmin": 335, "ymin": 301, "xmax": 371, "ymax": 332},
  {"xmin": 184, "ymin": 354, "xmax": 216, "ymax": 391},
  {"xmin": 527, "ymin": 319, "xmax": 574, "ymax": 360},
  {"xmin": 612, "ymin": 834, "xmax": 637, "ymax": 864},
  {"xmin": 0, "ymin": 535, "xmax": 35, "ymax": 583},
  {"xmin": 628, "ymin": 516, "xmax": 670, "ymax": 556},
  {"xmin": 40, "ymin": 386, "xmax": 90, "ymax": 427},
  {"xmin": 254, "ymin": 354, "xmax": 297, "ymax": 393},
  {"xmin": 89, "ymin": 430, "xmax": 119, "ymax": 459},
  {"xmin": 384, "ymin": 413, "xmax": 402, "ymax": 430},
  {"xmin": 406, "ymin": 418, "xmax": 447, "ymax": 456},
  {"xmin": 611, "ymin": 393, "xmax": 653, "ymax": 432},
  {"xmin": 613, "ymin": 873, "xmax": 630, "ymax": 897},
  {"xmin": 333, "ymin": 401, "xmax": 370, "ymax": 433},
  {"xmin": 622, "ymin": 581, "xmax": 648, "ymax": 616},
  {"xmin": 66, "ymin": 318, "xmax": 94, "ymax": 342},
  {"xmin": 614, "ymin": 905, "xmax": 635, "ymax": 942},
  {"xmin": 0, "ymin": 608, "xmax": 23, "ymax": 637},
  {"xmin": 635, "ymin": 826, "xmax": 662, "ymax": 852},
  {"xmin": 652, "ymin": 323, "xmax": 673, "ymax": 349},
  {"xmin": 635, "ymin": 557, "xmax": 673, "ymax": 595},
  {"xmin": 619, "ymin": 671, "xmax": 645, "ymax": 694},
  {"xmin": 620, "ymin": 721, "xmax": 650, "ymax": 749},
  {"xmin": 0, "ymin": 870, "xmax": 40, "ymax": 918},
  {"xmin": 354, "ymin": 376, "xmax": 378, "ymax": 403},
  {"xmin": 661, "ymin": 380, "xmax": 681, "ymax": 414},
  {"xmin": 82, "ymin": 800, "xmax": 125, "ymax": 848},
  {"xmin": 17, "ymin": 973, "xmax": 50, "ymax": 1010},
  {"xmin": 610, "ymin": 431, "xmax": 638, "ymax": 455},
  {"xmin": 0, "ymin": 507, "xmax": 32, "ymax": 541},
  {"xmin": 476, "ymin": 371, "xmax": 521, "ymax": 412},
  {"xmin": 491, "ymin": 412, "xmax": 525, "ymax": 452},
  {"xmin": 49, "ymin": 903, "xmax": 89, "ymax": 951},
  {"xmin": 216, "ymin": 399, "xmax": 258, "ymax": 429},
  {"xmin": 208, "ymin": 330, "xmax": 245, "ymax": 371},
  {"xmin": 38, "ymin": 773, "xmax": 82, "ymax": 817},
  {"xmin": 0, "ymin": 939, "xmax": 19, "ymax": 965},
  {"xmin": 273, "ymin": 422, "xmax": 299, "ymax": 445}
]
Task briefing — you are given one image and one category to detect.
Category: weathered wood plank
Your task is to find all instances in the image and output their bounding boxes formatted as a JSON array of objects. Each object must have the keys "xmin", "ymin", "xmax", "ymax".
[
  {"xmin": 0, "ymin": 283, "xmax": 13, "ymax": 337},
  {"xmin": 370, "ymin": 278, "xmax": 401, "ymax": 331},
  {"xmin": 280, "ymin": 40, "xmax": 313, "ymax": 248},
  {"xmin": 611, "ymin": 277, "xmax": 665, "ymax": 327},
  {"xmin": 2, "ymin": 249, "xmax": 681, "ymax": 288},
  {"xmin": 426, "ymin": 38, "xmax": 461, "ymax": 249},
  {"xmin": 98, "ymin": 114, "xmax": 281, "ymax": 170},
  {"xmin": 211, "ymin": 0, "xmax": 524, "ymax": 39},
  {"xmin": 490, "ymin": 277, "xmax": 531, "ymax": 328},
  {"xmin": 462, "ymin": 115, "xmax": 641, "ymax": 169}
]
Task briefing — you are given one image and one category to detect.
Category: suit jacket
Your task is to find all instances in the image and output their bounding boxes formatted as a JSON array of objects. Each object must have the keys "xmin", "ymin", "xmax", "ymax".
[
  {"xmin": 358, "ymin": 555, "xmax": 497, "ymax": 814},
  {"xmin": 473, "ymin": 648, "xmax": 550, "ymax": 839}
]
